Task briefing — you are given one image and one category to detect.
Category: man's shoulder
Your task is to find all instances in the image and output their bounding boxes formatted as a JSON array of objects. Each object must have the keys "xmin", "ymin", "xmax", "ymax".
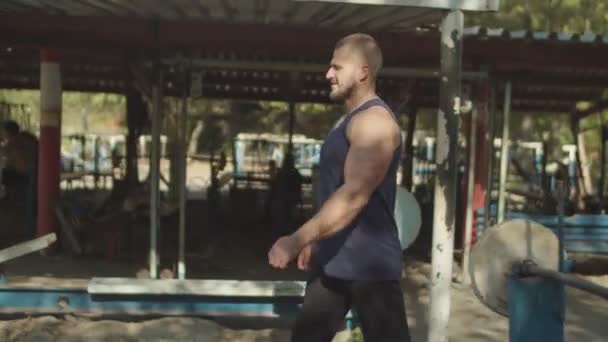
[{"xmin": 347, "ymin": 105, "xmax": 399, "ymax": 139}]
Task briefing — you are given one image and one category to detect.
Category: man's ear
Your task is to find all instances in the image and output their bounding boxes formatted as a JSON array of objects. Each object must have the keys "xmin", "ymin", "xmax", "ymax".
[{"xmin": 359, "ymin": 65, "xmax": 370, "ymax": 82}]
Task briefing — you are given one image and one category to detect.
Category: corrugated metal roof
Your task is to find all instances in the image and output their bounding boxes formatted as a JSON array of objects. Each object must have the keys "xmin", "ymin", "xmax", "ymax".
[
  {"xmin": 0, "ymin": 0, "xmax": 442, "ymax": 32},
  {"xmin": 0, "ymin": 1, "xmax": 606, "ymax": 113},
  {"xmin": 464, "ymin": 26, "xmax": 608, "ymax": 45}
]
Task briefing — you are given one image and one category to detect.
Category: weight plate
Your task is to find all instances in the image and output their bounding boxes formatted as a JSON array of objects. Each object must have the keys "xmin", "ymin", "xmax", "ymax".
[
  {"xmin": 394, "ymin": 187, "xmax": 422, "ymax": 250},
  {"xmin": 469, "ymin": 219, "xmax": 560, "ymax": 316}
]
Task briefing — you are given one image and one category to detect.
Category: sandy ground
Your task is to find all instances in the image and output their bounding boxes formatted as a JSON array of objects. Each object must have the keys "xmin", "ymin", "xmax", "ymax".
[{"xmin": 0, "ymin": 258, "xmax": 606, "ymax": 341}]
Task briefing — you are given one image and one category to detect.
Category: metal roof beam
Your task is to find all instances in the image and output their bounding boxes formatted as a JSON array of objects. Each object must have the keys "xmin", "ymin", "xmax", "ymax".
[
  {"xmin": 293, "ymin": 0, "xmax": 499, "ymax": 12},
  {"xmin": 162, "ymin": 57, "xmax": 488, "ymax": 80},
  {"xmin": 185, "ymin": 0, "xmax": 210, "ymax": 18},
  {"xmin": 2, "ymin": 0, "xmax": 42, "ymax": 12},
  {"xmin": 70, "ymin": 0, "xmax": 119, "ymax": 15},
  {"xmin": 333, "ymin": 6, "xmax": 394, "ymax": 29},
  {"xmin": 14, "ymin": 0, "xmax": 64, "ymax": 14},
  {"xmin": 363, "ymin": 8, "xmax": 440, "ymax": 31},
  {"xmin": 102, "ymin": 0, "xmax": 149, "ymax": 16},
  {"xmin": 34, "ymin": 0, "xmax": 91, "ymax": 15}
]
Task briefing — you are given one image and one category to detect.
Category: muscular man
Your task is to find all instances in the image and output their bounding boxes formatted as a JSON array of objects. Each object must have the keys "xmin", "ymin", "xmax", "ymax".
[{"xmin": 268, "ymin": 33, "xmax": 410, "ymax": 341}]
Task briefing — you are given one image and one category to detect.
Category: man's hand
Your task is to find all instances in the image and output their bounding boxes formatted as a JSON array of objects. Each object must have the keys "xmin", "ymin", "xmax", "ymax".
[
  {"xmin": 268, "ymin": 235, "xmax": 304, "ymax": 269},
  {"xmin": 297, "ymin": 244, "xmax": 313, "ymax": 271}
]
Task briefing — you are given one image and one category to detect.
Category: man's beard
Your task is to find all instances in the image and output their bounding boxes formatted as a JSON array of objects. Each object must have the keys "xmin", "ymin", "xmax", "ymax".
[{"xmin": 329, "ymin": 83, "xmax": 353, "ymax": 102}]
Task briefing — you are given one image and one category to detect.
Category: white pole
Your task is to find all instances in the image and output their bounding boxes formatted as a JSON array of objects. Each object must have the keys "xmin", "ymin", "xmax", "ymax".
[
  {"xmin": 149, "ymin": 70, "xmax": 163, "ymax": 279},
  {"xmin": 497, "ymin": 81, "xmax": 512, "ymax": 224},
  {"xmin": 461, "ymin": 106, "xmax": 478, "ymax": 285},
  {"xmin": 428, "ymin": 9, "xmax": 463, "ymax": 342},
  {"xmin": 177, "ymin": 68, "xmax": 188, "ymax": 280}
]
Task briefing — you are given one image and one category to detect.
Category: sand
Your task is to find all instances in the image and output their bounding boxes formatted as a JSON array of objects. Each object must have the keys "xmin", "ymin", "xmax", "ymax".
[{"xmin": 0, "ymin": 259, "xmax": 606, "ymax": 342}]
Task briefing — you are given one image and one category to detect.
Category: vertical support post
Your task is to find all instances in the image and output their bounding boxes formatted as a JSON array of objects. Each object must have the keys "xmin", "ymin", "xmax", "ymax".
[
  {"xmin": 177, "ymin": 66, "xmax": 188, "ymax": 280},
  {"xmin": 469, "ymin": 78, "xmax": 489, "ymax": 239},
  {"xmin": 497, "ymin": 81, "xmax": 512, "ymax": 224},
  {"xmin": 287, "ymin": 71, "xmax": 298, "ymax": 159},
  {"xmin": 536, "ymin": 146, "xmax": 544, "ymax": 178},
  {"xmin": 402, "ymin": 105, "xmax": 418, "ymax": 190},
  {"xmin": 93, "ymin": 137, "xmax": 100, "ymax": 189},
  {"xmin": 428, "ymin": 9, "xmax": 463, "ymax": 342},
  {"xmin": 484, "ymin": 81, "xmax": 497, "ymax": 227},
  {"xmin": 571, "ymin": 113, "xmax": 591, "ymax": 199},
  {"xmin": 287, "ymin": 101, "xmax": 295, "ymax": 157},
  {"xmin": 149, "ymin": 70, "xmax": 163, "ymax": 279},
  {"xmin": 125, "ymin": 83, "xmax": 141, "ymax": 189},
  {"xmin": 461, "ymin": 106, "xmax": 478, "ymax": 285},
  {"xmin": 38, "ymin": 49, "xmax": 62, "ymax": 238},
  {"xmin": 600, "ymin": 125, "xmax": 607, "ymax": 209}
]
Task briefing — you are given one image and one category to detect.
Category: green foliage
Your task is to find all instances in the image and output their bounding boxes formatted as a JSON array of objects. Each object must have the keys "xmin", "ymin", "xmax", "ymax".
[
  {"xmin": 0, "ymin": 90, "xmax": 126, "ymax": 135},
  {"xmin": 467, "ymin": 0, "xmax": 608, "ymax": 33}
]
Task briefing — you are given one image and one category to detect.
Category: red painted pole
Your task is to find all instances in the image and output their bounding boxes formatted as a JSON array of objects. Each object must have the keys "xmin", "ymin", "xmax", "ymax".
[
  {"xmin": 460, "ymin": 80, "xmax": 490, "ymax": 249},
  {"xmin": 471, "ymin": 80, "xmax": 490, "ymax": 244},
  {"xmin": 37, "ymin": 49, "xmax": 62, "ymax": 237}
]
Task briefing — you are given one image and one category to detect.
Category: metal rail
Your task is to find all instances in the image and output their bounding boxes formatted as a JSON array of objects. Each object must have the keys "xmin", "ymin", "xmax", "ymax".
[{"xmin": 517, "ymin": 261, "xmax": 608, "ymax": 301}]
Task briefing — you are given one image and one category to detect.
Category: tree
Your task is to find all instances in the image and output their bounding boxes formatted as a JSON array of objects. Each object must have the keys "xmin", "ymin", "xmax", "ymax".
[{"xmin": 467, "ymin": 0, "xmax": 608, "ymax": 33}]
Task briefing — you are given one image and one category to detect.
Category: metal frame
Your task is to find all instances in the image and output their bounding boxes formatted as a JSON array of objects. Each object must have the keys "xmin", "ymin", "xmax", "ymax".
[
  {"xmin": 0, "ymin": 287, "xmax": 305, "ymax": 321},
  {"xmin": 0, "ymin": 3, "xmax": 503, "ymax": 342},
  {"xmin": 0, "ymin": 278, "xmax": 357, "ymax": 328},
  {"xmin": 161, "ymin": 57, "xmax": 489, "ymax": 80},
  {"xmin": 294, "ymin": 0, "xmax": 499, "ymax": 11}
]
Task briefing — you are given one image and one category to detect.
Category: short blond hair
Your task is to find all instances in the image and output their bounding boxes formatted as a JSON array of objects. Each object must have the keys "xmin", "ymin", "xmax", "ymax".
[{"xmin": 334, "ymin": 33, "xmax": 383, "ymax": 79}]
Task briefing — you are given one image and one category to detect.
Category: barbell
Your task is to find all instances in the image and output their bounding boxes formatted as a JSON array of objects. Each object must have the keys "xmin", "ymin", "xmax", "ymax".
[{"xmin": 469, "ymin": 218, "xmax": 608, "ymax": 317}]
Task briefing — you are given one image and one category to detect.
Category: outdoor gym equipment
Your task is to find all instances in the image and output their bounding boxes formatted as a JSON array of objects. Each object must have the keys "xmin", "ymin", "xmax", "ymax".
[
  {"xmin": 469, "ymin": 219, "xmax": 608, "ymax": 342},
  {"xmin": 394, "ymin": 187, "xmax": 422, "ymax": 250}
]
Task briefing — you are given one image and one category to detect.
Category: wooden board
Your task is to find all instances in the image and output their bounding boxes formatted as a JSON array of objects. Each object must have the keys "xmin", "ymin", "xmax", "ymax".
[{"xmin": 0, "ymin": 233, "xmax": 57, "ymax": 264}]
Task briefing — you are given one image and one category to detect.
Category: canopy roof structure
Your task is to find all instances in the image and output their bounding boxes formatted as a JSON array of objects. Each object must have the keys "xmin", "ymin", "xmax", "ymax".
[{"xmin": 0, "ymin": 0, "xmax": 605, "ymax": 113}]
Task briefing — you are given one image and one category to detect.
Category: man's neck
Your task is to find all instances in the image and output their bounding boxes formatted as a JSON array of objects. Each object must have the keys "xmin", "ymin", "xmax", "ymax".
[{"xmin": 343, "ymin": 86, "xmax": 378, "ymax": 114}]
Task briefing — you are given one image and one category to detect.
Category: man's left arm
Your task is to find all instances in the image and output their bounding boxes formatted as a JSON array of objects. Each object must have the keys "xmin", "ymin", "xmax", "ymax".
[{"xmin": 292, "ymin": 107, "xmax": 400, "ymax": 246}]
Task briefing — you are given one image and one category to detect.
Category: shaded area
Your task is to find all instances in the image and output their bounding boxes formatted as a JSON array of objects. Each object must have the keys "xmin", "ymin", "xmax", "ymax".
[{"xmin": 0, "ymin": 259, "xmax": 605, "ymax": 341}]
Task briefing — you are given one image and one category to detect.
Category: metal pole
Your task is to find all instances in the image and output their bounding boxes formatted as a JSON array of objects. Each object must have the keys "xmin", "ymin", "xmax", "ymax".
[
  {"xmin": 556, "ymin": 182, "xmax": 566, "ymax": 273},
  {"xmin": 519, "ymin": 262, "xmax": 608, "ymax": 300},
  {"xmin": 287, "ymin": 101, "xmax": 295, "ymax": 157},
  {"xmin": 461, "ymin": 106, "xmax": 478, "ymax": 285},
  {"xmin": 149, "ymin": 70, "xmax": 163, "ymax": 279},
  {"xmin": 287, "ymin": 71, "xmax": 298, "ymax": 158},
  {"xmin": 428, "ymin": 9, "xmax": 463, "ymax": 342},
  {"xmin": 177, "ymin": 68, "xmax": 188, "ymax": 280},
  {"xmin": 600, "ymin": 124, "xmax": 606, "ymax": 210},
  {"xmin": 497, "ymin": 81, "xmax": 512, "ymax": 224},
  {"xmin": 484, "ymin": 81, "xmax": 497, "ymax": 227},
  {"xmin": 38, "ymin": 49, "xmax": 62, "ymax": 239}
]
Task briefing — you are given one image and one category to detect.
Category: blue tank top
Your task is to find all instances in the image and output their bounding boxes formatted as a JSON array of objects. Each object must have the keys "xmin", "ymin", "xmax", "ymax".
[{"xmin": 313, "ymin": 97, "xmax": 403, "ymax": 281}]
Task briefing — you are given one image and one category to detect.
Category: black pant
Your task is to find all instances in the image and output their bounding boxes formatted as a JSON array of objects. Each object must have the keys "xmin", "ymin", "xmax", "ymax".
[{"xmin": 292, "ymin": 270, "xmax": 411, "ymax": 342}]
